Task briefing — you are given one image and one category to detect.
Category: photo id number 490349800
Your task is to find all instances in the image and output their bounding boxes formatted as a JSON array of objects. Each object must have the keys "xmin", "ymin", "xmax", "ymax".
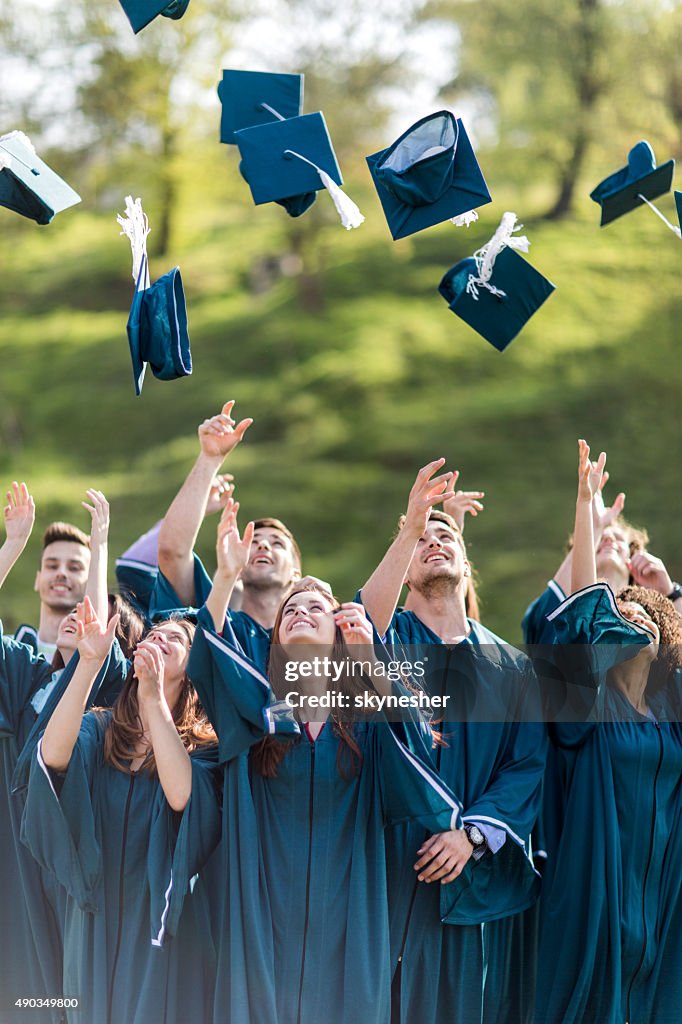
[{"xmin": 14, "ymin": 998, "xmax": 80, "ymax": 1009}]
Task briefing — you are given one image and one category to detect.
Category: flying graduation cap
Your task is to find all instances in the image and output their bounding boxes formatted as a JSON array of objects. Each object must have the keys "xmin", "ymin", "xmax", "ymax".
[
  {"xmin": 218, "ymin": 69, "xmax": 364, "ymax": 228},
  {"xmin": 590, "ymin": 140, "xmax": 680, "ymax": 238},
  {"xmin": 118, "ymin": 0, "xmax": 190, "ymax": 34},
  {"xmin": 118, "ymin": 196, "xmax": 192, "ymax": 396},
  {"xmin": 438, "ymin": 212, "xmax": 555, "ymax": 352},
  {"xmin": 675, "ymin": 191, "xmax": 682, "ymax": 234},
  {"xmin": 0, "ymin": 131, "xmax": 80, "ymax": 225},
  {"xmin": 366, "ymin": 111, "xmax": 491, "ymax": 241}
]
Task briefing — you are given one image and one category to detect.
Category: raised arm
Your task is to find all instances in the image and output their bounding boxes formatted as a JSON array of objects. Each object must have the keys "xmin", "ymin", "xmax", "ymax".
[
  {"xmin": 134, "ymin": 641, "xmax": 192, "ymax": 812},
  {"xmin": 361, "ymin": 460, "xmax": 456, "ymax": 636},
  {"xmin": 554, "ymin": 465, "xmax": 625, "ymax": 594},
  {"xmin": 82, "ymin": 489, "xmax": 109, "ymax": 624},
  {"xmin": 0, "ymin": 481, "xmax": 35, "ymax": 590},
  {"xmin": 41, "ymin": 597, "xmax": 119, "ymax": 771},
  {"xmin": 570, "ymin": 440, "xmax": 606, "ymax": 594},
  {"xmin": 205, "ymin": 499, "xmax": 254, "ymax": 632},
  {"xmin": 158, "ymin": 402, "xmax": 252, "ymax": 608}
]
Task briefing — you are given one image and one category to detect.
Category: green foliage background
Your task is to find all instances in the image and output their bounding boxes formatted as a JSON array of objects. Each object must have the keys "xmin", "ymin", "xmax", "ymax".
[{"xmin": 0, "ymin": 1, "xmax": 680, "ymax": 642}]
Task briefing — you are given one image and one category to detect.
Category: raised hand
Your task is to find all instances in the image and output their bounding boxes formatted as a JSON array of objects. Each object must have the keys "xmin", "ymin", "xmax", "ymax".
[
  {"xmin": 577, "ymin": 440, "xmax": 606, "ymax": 503},
  {"xmin": 403, "ymin": 460, "xmax": 457, "ymax": 537},
  {"xmin": 442, "ymin": 473, "xmax": 485, "ymax": 531},
  {"xmin": 75, "ymin": 596, "xmax": 119, "ymax": 664},
  {"xmin": 216, "ymin": 498, "xmax": 254, "ymax": 580},
  {"xmin": 134, "ymin": 640, "xmax": 166, "ymax": 706},
  {"xmin": 198, "ymin": 401, "xmax": 253, "ymax": 461},
  {"xmin": 334, "ymin": 602, "xmax": 373, "ymax": 646},
  {"xmin": 628, "ymin": 551, "xmax": 674, "ymax": 596},
  {"xmin": 591, "ymin": 468, "xmax": 625, "ymax": 538},
  {"xmin": 205, "ymin": 473, "xmax": 235, "ymax": 517},
  {"xmin": 81, "ymin": 488, "xmax": 109, "ymax": 546},
  {"xmin": 3, "ymin": 481, "xmax": 35, "ymax": 547}
]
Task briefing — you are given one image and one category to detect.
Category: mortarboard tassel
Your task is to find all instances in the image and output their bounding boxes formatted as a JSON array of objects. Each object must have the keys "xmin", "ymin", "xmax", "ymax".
[
  {"xmin": 117, "ymin": 196, "xmax": 151, "ymax": 289},
  {"xmin": 636, "ymin": 193, "xmax": 681, "ymax": 238},
  {"xmin": 466, "ymin": 211, "xmax": 530, "ymax": 300},
  {"xmin": 283, "ymin": 149, "xmax": 364, "ymax": 229},
  {"xmin": 451, "ymin": 210, "xmax": 479, "ymax": 228}
]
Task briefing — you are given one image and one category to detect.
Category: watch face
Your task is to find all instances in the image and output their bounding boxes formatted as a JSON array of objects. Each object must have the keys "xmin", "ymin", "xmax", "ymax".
[{"xmin": 466, "ymin": 825, "xmax": 485, "ymax": 847}]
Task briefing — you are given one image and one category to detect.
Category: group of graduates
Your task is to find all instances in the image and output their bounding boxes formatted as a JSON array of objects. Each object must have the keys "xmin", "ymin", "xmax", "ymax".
[{"xmin": 1, "ymin": 402, "xmax": 681, "ymax": 1024}]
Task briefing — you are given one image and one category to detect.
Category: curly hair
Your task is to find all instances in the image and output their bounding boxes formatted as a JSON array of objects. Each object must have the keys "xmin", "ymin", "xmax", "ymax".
[{"xmin": 617, "ymin": 585, "xmax": 682, "ymax": 692}]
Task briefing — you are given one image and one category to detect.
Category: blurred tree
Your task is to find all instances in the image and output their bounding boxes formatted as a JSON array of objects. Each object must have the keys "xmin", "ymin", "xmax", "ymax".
[{"xmin": 426, "ymin": 0, "xmax": 679, "ymax": 219}]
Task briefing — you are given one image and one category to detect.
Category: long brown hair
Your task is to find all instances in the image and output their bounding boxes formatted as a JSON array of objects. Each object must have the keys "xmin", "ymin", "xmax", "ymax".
[
  {"xmin": 100, "ymin": 618, "xmax": 216, "ymax": 775},
  {"xmin": 250, "ymin": 583, "xmax": 369, "ymax": 779}
]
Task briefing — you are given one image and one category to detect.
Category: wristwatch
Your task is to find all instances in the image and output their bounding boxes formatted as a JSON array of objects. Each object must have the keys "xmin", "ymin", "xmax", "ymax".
[
  {"xmin": 667, "ymin": 583, "xmax": 682, "ymax": 603},
  {"xmin": 464, "ymin": 823, "xmax": 487, "ymax": 851}
]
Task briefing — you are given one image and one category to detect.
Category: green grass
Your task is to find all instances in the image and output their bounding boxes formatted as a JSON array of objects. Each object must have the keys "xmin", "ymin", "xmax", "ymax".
[{"xmin": 0, "ymin": 162, "xmax": 680, "ymax": 643}]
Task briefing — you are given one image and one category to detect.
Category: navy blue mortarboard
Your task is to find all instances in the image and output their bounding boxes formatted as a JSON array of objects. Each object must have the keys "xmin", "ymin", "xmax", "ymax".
[
  {"xmin": 675, "ymin": 191, "xmax": 682, "ymax": 234},
  {"xmin": 0, "ymin": 131, "xmax": 80, "ymax": 225},
  {"xmin": 118, "ymin": 197, "xmax": 192, "ymax": 395},
  {"xmin": 118, "ymin": 0, "xmax": 189, "ymax": 34},
  {"xmin": 590, "ymin": 140, "xmax": 674, "ymax": 226},
  {"xmin": 366, "ymin": 111, "xmax": 491, "ymax": 241},
  {"xmin": 236, "ymin": 112, "xmax": 364, "ymax": 228},
  {"xmin": 438, "ymin": 212, "xmax": 555, "ymax": 352},
  {"xmin": 218, "ymin": 70, "xmax": 304, "ymax": 144}
]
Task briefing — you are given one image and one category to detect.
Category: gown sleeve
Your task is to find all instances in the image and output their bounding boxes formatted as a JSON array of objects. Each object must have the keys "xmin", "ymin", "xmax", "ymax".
[
  {"xmin": 148, "ymin": 746, "xmax": 222, "ymax": 946},
  {"xmin": 149, "ymin": 552, "xmax": 213, "ymax": 619},
  {"xmin": 0, "ymin": 622, "xmax": 53, "ymax": 739},
  {"xmin": 187, "ymin": 606, "xmax": 300, "ymax": 763},
  {"xmin": 21, "ymin": 712, "xmax": 106, "ymax": 912}
]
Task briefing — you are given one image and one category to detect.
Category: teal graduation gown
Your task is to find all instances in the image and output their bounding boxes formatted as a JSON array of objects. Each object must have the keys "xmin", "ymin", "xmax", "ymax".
[
  {"xmin": 22, "ymin": 712, "xmax": 222, "ymax": 1024},
  {"xmin": 384, "ymin": 611, "xmax": 545, "ymax": 1024},
  {"xmin": 536, "ymin": 583, "xmax": 682, "ymax": 1024},
  {"xmin": 187, "ymin": 608, "xmax": 462, "ymax": 1024}
]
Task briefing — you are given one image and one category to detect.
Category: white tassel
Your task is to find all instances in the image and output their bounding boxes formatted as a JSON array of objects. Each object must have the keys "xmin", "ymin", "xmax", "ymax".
[
  {"xmin": 117, "ymin": 195, "xmax": 151, "ymax": 289},
  {"xmin": 637, "ymin": 193, "xmax": 682, "ymax": 238},
  {"xmin": 451, "ymin": 209, "xmax": 479, "ymax": 228},
  {"xmin": 283, "ymin": 149, "xmax": 364, "ymax": 230},
  {"xmin": 0, "ymin": 152, "xmax": 10, "ymax": 171},
  {"xmin": 317, "ymin": 168, "xmax": 365, "ymax": 230},
  {"xmin": 466, "ymin": 211, "xmax": 530, "ymax": 301}
]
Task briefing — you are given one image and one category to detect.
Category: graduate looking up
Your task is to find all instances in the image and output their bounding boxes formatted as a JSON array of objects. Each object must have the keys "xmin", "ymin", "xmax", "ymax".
[
  {"xmin": 24, "ymin": 598, "xmax": 221, "ymax": 1024},
  {"xmin": 186, "ymin": 501, "xmax": 463, "ymax": 1024},
  {"xmin": 360, "ymin": 460, "xmax": 546, "ymax": 1024},
  {"xmin": 154, "ymin": 401, "xmax": 301, "ymax": 669},
  {"xmin": 535, "ymin": 441, "xmax": 682, "ymax": 1024}
]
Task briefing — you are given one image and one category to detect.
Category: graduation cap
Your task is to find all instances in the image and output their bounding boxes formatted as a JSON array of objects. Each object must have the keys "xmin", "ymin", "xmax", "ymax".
[
  {"xmin": 590, "ymin": 140, "xmax": 678, "ymax": 235},
  {"xmin": 118, "ymin": 0, "xmax": 190, "ymax": 34},
  {"xmin": 236, "ymin": 111, "xmax": 364, "ymax": 229},
  {"xmin": 218, "ymin": 70, "xmax": 304, "ymax": 144},
  {"xmin": 117, "ymin": 196, "xmax": 192, "ymax": 395},
  {"xmin": 438, "ymin": 212, "xmax": 555, "ymax": 352},
  {"xmin": 366, "ymin": 111, "xmax": 491, "ymax": 241},
  {"xmin": 675, "ymin": 191, "xmax": 682, "ymax": 234},
  {"xmin": 0, "ymin": 131, "xmax": 80, "ymax": 225}
]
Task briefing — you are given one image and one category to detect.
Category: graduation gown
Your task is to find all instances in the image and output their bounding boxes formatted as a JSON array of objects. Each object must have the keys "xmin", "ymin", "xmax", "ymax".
[
  {"xmin": 536, "ymin": 583, "xmax": 682, "ymax": 1024},
  {"xmin": 187, "ymin": 608, "xmax": 462, "ymax": 1024},
  {"xmin": 22, "ymin": 712, "xmax": 222, "ymax": 1024},
  {"xmin": 384, "ymin": 611, "xmax": 545, "ymax": 1024}
]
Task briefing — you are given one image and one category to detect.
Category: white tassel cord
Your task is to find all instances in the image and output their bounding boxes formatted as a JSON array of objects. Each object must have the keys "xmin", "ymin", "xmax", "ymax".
[
  {"xmin": 117, "ymin": 196, "xmax": 151, "ymax": 289},
  {"xmin": 283, "ymin": 149, "xmax": 364, "ymax": 230},
  {"xmin": 451, "ymin": 209, "xmax": 479, "ymax": 228},
  {"xmin": 637, "ymin": 193, "xmax": 682, "ymax": 239},
  {"xmin": 466, "ymin": 211, "xmax": 530, "ymax": 300}
]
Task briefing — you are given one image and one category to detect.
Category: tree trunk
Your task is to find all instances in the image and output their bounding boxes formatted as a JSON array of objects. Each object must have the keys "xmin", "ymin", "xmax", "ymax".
[{"xmin": 153, "ymin": 124, "xmax": 176, "ymax": 259}]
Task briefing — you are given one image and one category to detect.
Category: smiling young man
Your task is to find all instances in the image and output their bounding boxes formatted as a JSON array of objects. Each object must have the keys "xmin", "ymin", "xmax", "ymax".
[
  {"xmin": 13, "ymin": 522, "xmax": 91, "ymax": 659},
  {"xmin": 153, "ymin": 402, "xmax": 302, "ymax": 670},
  {"xmin": 361, "ymin": 460, "xmax": 546, "ymax": 1024}
]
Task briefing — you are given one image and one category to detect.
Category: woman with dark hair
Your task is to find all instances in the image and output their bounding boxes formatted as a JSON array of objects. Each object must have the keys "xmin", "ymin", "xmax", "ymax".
[
  {"xmin": 187, "ymin": 502, "xmax": 463, "ymax": 1024},
  {"xmin": 535, "ymin": 441, "xmax": 682, "ymax": 1024},
  {"xmin": 23, "ymin": 599, "xmax": 221, "ymax": 1024}
]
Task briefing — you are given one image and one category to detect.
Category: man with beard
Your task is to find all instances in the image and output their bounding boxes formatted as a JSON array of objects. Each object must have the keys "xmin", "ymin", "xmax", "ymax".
[
  {"xmin": 154, "ymin": 401, "xmax": 302, "ymax": 670},
  {"xmin": 361, "ymin": 460, "xmax": 545, "ymax": 1024}
]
